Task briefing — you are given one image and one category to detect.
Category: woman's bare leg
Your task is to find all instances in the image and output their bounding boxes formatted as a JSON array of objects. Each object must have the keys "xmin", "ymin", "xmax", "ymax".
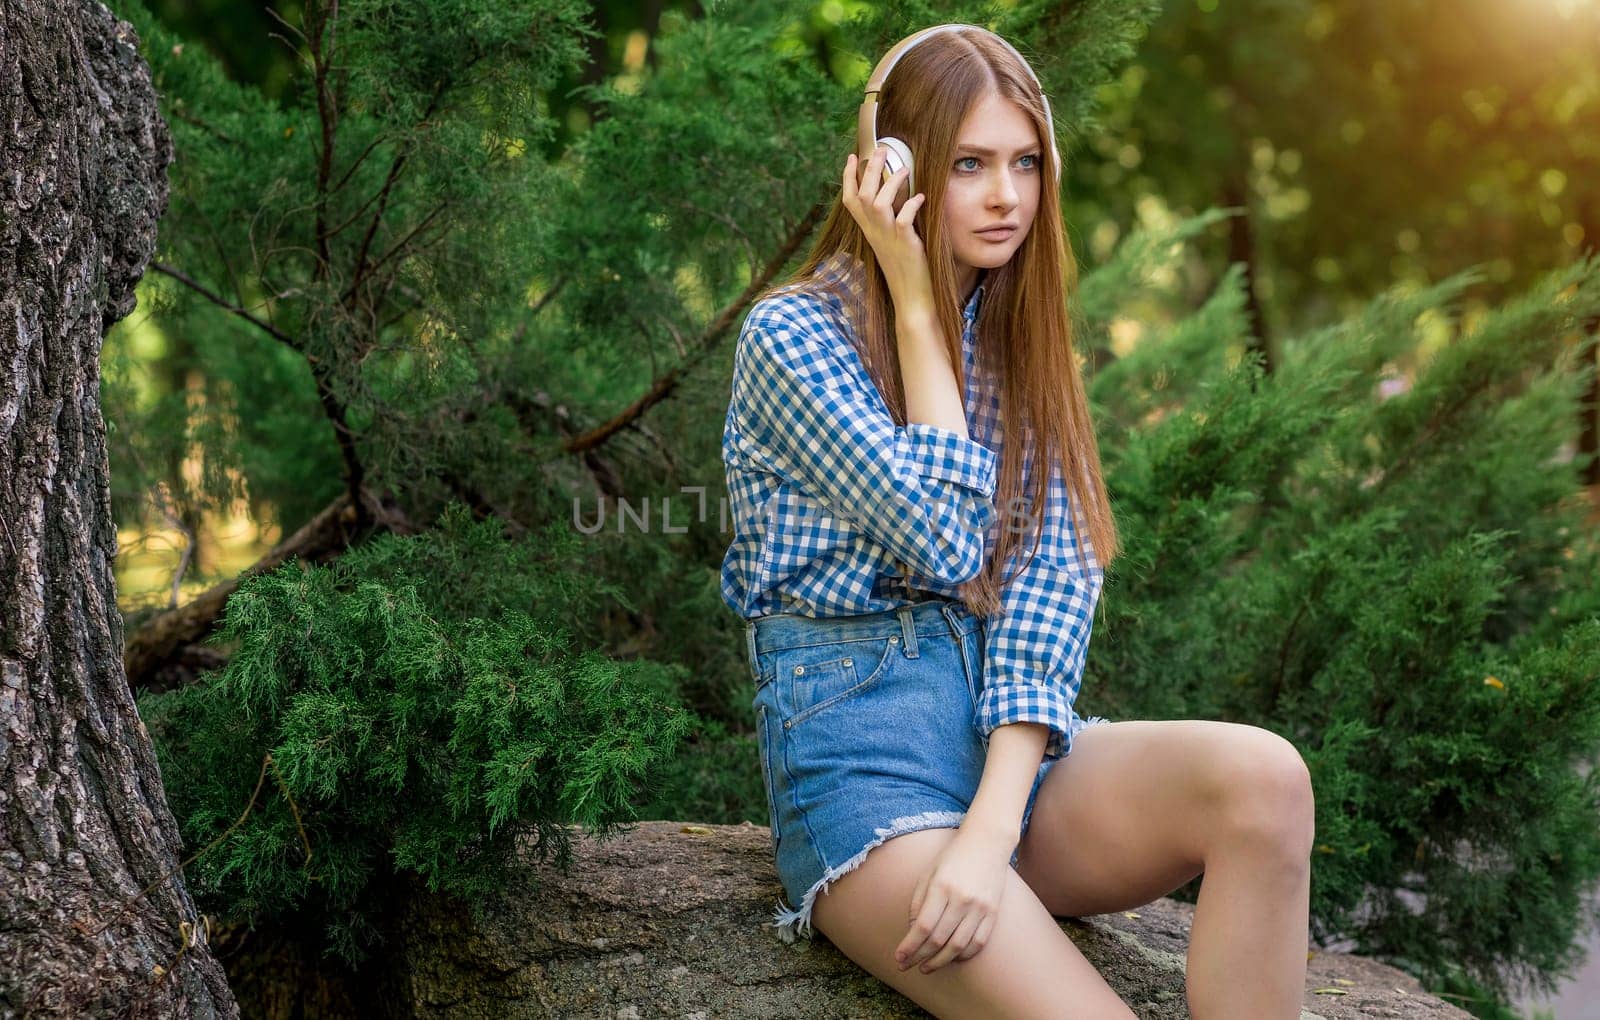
[
  {"xmin": 809, "ymin": 826, "xmax": 1138, "ymax": 1019},
  {"xmin": 1012, "ymin": 720, "xmax": 1316, "ymax": 1020}
]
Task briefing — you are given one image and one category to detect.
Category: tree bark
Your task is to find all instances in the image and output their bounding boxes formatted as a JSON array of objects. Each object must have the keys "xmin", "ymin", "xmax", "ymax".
[{"xmin": 0, "ymin": 1, "xmax": 239, "ymax": 1015}]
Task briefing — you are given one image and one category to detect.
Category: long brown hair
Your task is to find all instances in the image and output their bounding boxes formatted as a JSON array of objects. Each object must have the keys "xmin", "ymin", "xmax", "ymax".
[{"xmin": 760, "ymin": 26, "xmax": 1118, "ymax": 619}]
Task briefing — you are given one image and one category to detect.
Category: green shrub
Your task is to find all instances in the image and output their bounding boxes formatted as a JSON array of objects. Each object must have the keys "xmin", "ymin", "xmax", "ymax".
[
  {"xmin": 1078, "ymin": 231, "xmax": 1600, "ymax": 1009},
  {"xmin": 139, "ymin": 504, "xmax": 695, "ymax": 964}
]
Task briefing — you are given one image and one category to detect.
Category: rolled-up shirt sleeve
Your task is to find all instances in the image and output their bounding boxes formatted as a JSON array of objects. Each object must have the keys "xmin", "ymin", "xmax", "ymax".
[
  {"xmin": 974, "ymin": 448, "xmax": 1105, "ymax": 761},
  {"xmin": 731, "ymin": 311, "xmax": 998, "ymax": 586}
]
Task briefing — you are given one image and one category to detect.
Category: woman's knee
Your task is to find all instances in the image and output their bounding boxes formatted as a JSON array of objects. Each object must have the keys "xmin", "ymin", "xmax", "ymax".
[{"xmin": 1211, "ymin": 726, "xmax": 1316, "ymax": 862}]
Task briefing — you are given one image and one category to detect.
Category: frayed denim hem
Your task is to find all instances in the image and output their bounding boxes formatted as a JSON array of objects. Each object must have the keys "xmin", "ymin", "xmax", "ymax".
[
  {"xmin": 769, "ymin": 716, "xmax": 1114, "ymax": 944},
  {"xmin": 770, "ymin": 809, "xmax": 968, "ymax": 944}
]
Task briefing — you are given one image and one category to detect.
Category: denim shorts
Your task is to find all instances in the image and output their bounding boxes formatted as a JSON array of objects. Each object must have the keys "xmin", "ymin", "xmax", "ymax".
[{"xmin": 745, "ymin": 597, "xmax": 1111, "ymax": 943}]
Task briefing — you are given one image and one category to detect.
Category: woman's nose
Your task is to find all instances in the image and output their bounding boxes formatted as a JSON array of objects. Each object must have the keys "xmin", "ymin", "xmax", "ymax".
[{"xmin": 990, "ymin": 173, "xmax": 1019, "ymax": 207}]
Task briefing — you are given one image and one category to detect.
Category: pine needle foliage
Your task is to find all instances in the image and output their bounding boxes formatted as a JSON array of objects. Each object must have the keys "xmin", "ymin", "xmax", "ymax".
[
  {"xmin": 138, "ymin": 504, "xmax": 696, "ymax": 964},
  {"xmin": 1080, "ymin": 220, "xmax": 1600, "ymax": 1004}
]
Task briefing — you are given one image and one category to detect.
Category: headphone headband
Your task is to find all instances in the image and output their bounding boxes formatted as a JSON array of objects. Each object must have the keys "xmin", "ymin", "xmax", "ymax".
[{"xmin": 857, "ymin": 23, "xmax": 1060, "ymax": 171}]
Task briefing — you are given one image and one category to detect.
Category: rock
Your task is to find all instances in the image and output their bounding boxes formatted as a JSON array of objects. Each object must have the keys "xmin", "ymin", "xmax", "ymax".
[{"xmin": 368, "ymin": 820, "xmax": 1471, "ymax": 1019}]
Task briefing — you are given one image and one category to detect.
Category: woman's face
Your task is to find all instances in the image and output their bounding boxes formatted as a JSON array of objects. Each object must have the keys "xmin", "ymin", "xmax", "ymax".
[{"xmin": 942, "ymin": 92, "xmax": 1043, "ymax": 301}]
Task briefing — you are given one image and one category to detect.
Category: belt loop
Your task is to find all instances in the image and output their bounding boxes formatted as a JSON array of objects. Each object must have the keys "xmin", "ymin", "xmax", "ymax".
[
  {"xmin": 897, "ymin": 605, "xmax": 919, "ymax": 658},
  {"xmin": 745, "ymin": 621, "xmax": 760, "ymax": 677}
]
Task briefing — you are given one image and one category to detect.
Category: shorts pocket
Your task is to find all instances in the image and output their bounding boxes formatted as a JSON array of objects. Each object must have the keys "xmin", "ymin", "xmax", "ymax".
[
  {"xmin": 755, "ymin": 703, "xmax": 780, "ymax": 857},
  {"xmin": 779, "ymin": 636, "xmax": 897, "ymax": 732}
]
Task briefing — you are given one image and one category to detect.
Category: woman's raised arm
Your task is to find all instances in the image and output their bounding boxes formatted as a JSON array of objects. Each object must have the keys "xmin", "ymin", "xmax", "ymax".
[{"xmin": 731, "ymin": 310, "xmax": 997, "ymax": 586}]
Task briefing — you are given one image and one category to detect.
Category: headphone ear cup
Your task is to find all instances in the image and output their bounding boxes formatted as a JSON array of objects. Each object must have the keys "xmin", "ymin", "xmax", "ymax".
[{"xmin": 876, "ymin": 136, "xmax": 915, "ymax": 207}]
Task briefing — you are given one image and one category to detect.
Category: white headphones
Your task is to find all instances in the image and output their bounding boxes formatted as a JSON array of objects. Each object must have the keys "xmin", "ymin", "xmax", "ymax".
[{"xmin": 856, "ymin": 24, "xmax": 1060, "ymax": 207}]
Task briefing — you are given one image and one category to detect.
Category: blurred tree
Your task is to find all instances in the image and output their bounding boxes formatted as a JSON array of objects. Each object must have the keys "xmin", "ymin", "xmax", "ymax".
[{"xmin": 1070, "ymin": 0, "xmax": 1600, "ymax": 482}]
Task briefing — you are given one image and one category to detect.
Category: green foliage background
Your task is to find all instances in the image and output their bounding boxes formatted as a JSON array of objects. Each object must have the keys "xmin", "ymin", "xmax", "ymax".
[{"xmin": 105, "ymin": 0, "xmax": 1600, "ymax": 1013}]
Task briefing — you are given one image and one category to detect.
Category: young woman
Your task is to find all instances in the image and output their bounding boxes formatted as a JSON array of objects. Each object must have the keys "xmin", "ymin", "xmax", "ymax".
[{"xmin": 719, "ymin": 23, "xmax": 1316, "ymax": 1019}]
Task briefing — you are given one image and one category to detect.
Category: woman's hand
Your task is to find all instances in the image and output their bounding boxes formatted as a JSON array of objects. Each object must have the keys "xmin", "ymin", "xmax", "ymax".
[
  {"xmin": 895, "ymin": 825, "xmax": 1015, "ymax": 973},
  {"xmin": 843, "ymin": 146, "xmax": 934, "ymax": 310}
]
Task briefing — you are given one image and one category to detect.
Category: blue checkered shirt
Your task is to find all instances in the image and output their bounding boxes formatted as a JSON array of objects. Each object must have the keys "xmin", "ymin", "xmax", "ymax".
[{"xmin": 720, "ymin": 252, "xmax": 1104, "ymax": 760}]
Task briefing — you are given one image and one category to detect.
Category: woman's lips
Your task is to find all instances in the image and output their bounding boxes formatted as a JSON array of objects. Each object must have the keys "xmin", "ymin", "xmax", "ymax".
[{"xmin": 976, "ymin": 227, "xmax": 1016, "ymax": 241}]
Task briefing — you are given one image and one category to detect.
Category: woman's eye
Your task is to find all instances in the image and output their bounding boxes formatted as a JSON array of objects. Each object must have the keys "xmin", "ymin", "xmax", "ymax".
[{"xmin": 954, "ymin": 154, "xmax": 1042, "ymax": 173}]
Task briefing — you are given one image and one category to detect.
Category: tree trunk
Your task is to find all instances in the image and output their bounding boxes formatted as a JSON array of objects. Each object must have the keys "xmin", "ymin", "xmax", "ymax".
[
  {"xmin": 0, "ymin": 1, "xmax": 239, "ymax": 1016},
  {"xmin": 1221, "ymin": 173, "xmax": 1274, "ymax": 375},
  {"xmin": 1582, "ymin": 310, "xmax": 1599, "ymax": 490},
  {"xmin": 1579, "ymin": 212, "xmax": 1600, "ymax": 490}
]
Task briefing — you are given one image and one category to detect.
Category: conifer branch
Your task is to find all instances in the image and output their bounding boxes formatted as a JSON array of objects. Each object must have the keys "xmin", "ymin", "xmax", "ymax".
[
  {"xmin": 150, "ymin": 261, "xmax": 306, "ymax": 355},
  {"xmin": 563, "ymin": 199, "xmax": 827, "ymax": 455},
  {"xmin": 508, "ymin": 273, "xmax": 571, "ymax": 344},
  {"xmin": 262, "ymin": 4, "xmax": 310, "ymax": 55},
  {"xmin": 347, "ymin": 80, "xmax": 451, "ymax": 299},
  {"xmin": 320, "ymin": 177, "xmax": 392, "ymax": 242},
  {"xmin": 327, "ymin": 130, "xmax": 392, "ymax": 198},
  {"xmin": 150, "ymin": 255, "xmax": 367, "ymax": 523},
  {"xmin": 168, "ymin": 106, "xmax": 238, "ymax": 146},
  {"xmin": 307, "ymin": 0, "xmax": 342, "ymax": 285},
  {"xmin": 348, "ymin": 201, "xmax": 451, "ymax": 302},
  {"xmin": 292, "ymin": 0, "xmax": 381, "ymax": 529}
]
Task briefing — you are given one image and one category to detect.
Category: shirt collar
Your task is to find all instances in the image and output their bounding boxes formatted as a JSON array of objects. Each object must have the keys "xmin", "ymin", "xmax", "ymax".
[{"xmin": 962, "ymin": 278, "xmax": 985, "ymax": 325}]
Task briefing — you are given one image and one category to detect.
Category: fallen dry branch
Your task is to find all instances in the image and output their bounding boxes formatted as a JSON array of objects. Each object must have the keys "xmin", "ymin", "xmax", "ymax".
[{"xmin": 123, "ymin": 487, "xmax": 415, "ymax": 690}]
